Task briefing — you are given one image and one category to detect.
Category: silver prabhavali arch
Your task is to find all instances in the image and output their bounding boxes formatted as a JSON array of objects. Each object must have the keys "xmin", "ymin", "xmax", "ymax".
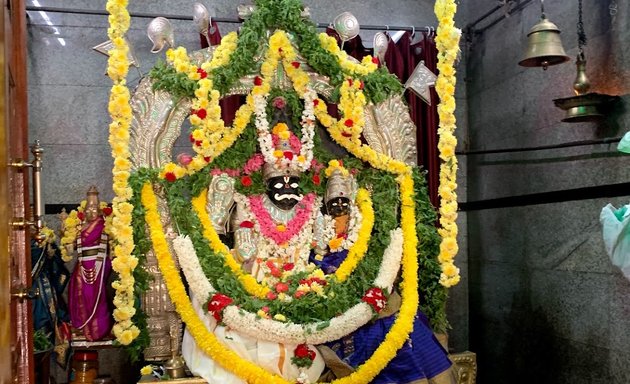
[{"xmin": 128, "ymin": 35, "xmax": 418, "ymax": 363}]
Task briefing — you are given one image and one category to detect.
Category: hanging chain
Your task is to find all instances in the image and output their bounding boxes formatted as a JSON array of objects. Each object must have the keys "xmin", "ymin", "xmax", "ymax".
[
  {"xmin": 577, "ymin": 0, "xmax": 587, "ymax": 56},
  {"xmin": 540, "ymin": 0, "xmax": 546, "ymax": 18},
  {"xmin": 609, "ymin": 0, "xmax": 618, "ymax": 16}
]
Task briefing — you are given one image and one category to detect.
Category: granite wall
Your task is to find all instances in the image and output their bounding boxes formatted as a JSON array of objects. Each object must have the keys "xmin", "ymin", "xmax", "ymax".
[
  {"xmin": 464, "ymin": 0, "xmax": 630, "ymax": 383},
  {"xmin": 26, "ymin": 0, "xmax": 473, "ymax": 382}
]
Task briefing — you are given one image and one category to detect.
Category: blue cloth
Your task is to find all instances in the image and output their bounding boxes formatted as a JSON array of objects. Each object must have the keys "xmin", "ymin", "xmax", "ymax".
[
  {"xmin": 309, "ymin": 250, "xmax": 348, "ymax": 274},
  {"xmin": 327, "ymin": 314, "xmax": 452, "ymax": 384}
]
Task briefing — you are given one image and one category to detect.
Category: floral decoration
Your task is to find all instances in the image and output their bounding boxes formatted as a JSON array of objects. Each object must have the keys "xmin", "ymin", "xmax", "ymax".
[
  {"xmin": 291, "ymin": 344, "xmax": 317, "ymax": 368},
  {"xmin": 435, "ymin": 0, "xmax": 462, "ymax": 287},
  {"xmin": 105, "ymin": 0, "xmax": 140, "ymax": 346}
]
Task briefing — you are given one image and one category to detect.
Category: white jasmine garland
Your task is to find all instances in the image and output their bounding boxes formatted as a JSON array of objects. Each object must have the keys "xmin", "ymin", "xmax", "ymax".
[
  {"xmin": 221, "ymin": 228, "xmax": 404, "ymax": 345},
  {"xmin": 175, "ymin": 208, "xmax": 404, "ymax": 345},
  {"xmin": 253, "ymin": 87, "xmax": 316, "ymax": 173},
  {"xmin": 173, "ymin": 235, "xmax": 215, "ymax": 302}
]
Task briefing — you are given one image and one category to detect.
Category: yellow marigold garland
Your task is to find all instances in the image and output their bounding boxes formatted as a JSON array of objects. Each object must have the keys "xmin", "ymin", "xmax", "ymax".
[
  {"xmin": 333, "ymin": 188, "xmax": 373, "ymax": 282},
  {"xmin": 318, "ymin": 33, "xmax": 379, "ymax": 76},
  {"xmin": 142, "ymin": 172, "xmax": 419, "ymax": 384},
  {"xmin": 434, "ymin": 0, "xmax": 462, "ymax": 287},
  {"xmin": 160, "ymin": 38, "xmax": 253, "ymax": 181},
  {"xmin": 105, "ymin": 0, "xmax": 139, "ymax": 345}
]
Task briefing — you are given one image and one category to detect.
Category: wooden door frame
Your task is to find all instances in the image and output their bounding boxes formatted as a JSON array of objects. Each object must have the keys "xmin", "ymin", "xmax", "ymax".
[{"xmin": 3, "ymin": 0, "xmax": 34, "ymax": 382}]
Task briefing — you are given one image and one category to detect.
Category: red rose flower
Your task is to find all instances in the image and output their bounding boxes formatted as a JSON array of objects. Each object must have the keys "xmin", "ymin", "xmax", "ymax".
[
  {"xmin": 291, "ymin": 61, "xmax": 300, "ymax": 68},
  {"xmin": 196, "ymin": 67, "xmax": 207, "ymax": 79},
  {"xmin": 266, "ymin": 291, "xmax": 278, "ymax": 300},
  {"xmin": 344, "ymin": 119, "xmax": 354, "ymax": 127},
  {"xmin": 307, "ymin": 349, "xmax": 316, "ymax": 360},
  {"xmin": 241, "ymin": 175, "xmax": 252, "ymax": 187},
  {"xmin": 313, "ymin": 99, "xmax": 320, "ymax": 107},
  {"xmin": 196, "ymin": 108, "xmax": 207, "ymax": 119},
  {"xmin": 77, "ymin": 212, "xmax": 85, "ymax": 221},
  {"xmin": 362, "ymin": 287, "xmax": 387, "ymax": 313},
  {"xmin": 189, "ymin": 133, "xmax": 195, "ymax": 142},
  {"xmin": 312, "ymin": 174, "xmax": 321, "ymax": 185},
  {"xmin": 341, "ymin": 131, "xmax": 352, "ymax": 138},
  {"xmin": 270, "ymin": 268, "xmax": 282, "ymax": 278},
  {"xmin": 275, "ymin": 282, "xmax": 289, "ymax": 293},
  {"xmin": 165, "ymin": 172, "xmax": 177, "ymax": 182},
  {"xmin": 283, "ymin": 151, "xmax": 294, "ymax": 160},
  {"xmin": 195, "ymin": 140, "xmax": 203, "ymax": 147},
  {"xmin": 283, "ymin": 263, "xmax": 295, "ymax": 271},
  {"xmin": 294, "ymin": 344, "xmax": 310, "ymax": 358},
  {"xmin": 347, "ymin": 79, "xmax": 353, "ymax": 87},
  {"xmin": 372, "ymin": 57, "xmax": 380, "ymax": 65},
  {"xmin": 203, "ymin": 156, "xmax": 211, "ymax": 162},
  {"xmin": 294, "ymin": 290, "xmax": 306, "ymax": 299},
  {"xmin": 239, "ymin": 220, "xmax": 254, "ymax": 229},
  {"xmin": 101, "ymin": 207, "xmax": 113, "ymax": 216},
  {"xmin": 359, "ymin": 81, "xmax": 364, "ymax": 90},
  {"xmin": 254, "ymin": 76, "xmax": 263, "ymax": 86},
  {"xmin": 207, "ymin": 293, "xmax": 233, "ymax": 321}
]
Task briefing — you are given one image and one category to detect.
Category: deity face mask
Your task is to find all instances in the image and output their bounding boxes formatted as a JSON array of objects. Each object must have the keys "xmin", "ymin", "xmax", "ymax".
[
  {"xmin": 267, "ymin": 176, "xmax": 302, "ymax": 210},
  {"xmin": 326, "ymin": 196, "xmax": 351, "ymax": 217}
]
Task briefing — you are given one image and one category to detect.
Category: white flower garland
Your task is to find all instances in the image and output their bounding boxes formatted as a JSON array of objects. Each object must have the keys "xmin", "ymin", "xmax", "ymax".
[
  {"xmin": 173, "ymin": 229, "xmax": 404, "ymax": 345},
  {"xmin": 253, "ymin": 88, "xmax": 315, "ymax": 173}
]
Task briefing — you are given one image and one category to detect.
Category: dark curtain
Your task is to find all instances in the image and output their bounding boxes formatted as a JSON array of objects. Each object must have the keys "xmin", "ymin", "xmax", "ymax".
[
  {"xmin": 386, "ymin": 32, "xmax": 440, "ymax": 208},
  {"xmin": 327, "ymin": 29, "xmax": 441, "ymax": 208},
  {"xmin": 200, "ymin": 23, "xmax": 243, "ymax": 125}
]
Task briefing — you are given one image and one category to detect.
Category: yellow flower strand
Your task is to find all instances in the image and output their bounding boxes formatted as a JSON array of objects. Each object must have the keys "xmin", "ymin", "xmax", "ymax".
[
  {"xmin": 318, "ymin": 33, "xmax": 379, "ymax": 76},
  {"xmin": 434, "ymin": 0, "xmax": 461, "ymax": 287},
  {"xmin": 105, "ymin": 0, "xmax": 140, "ymax": 345},
  {"xmin": 141, "ymin": 183, "xmax": 286, "ymax": 384},
  {"xmin": 160, "ymin": 39, "xmax": 253, "ymax": 181},
  {"xmin": 142, "ymin": 175, "xmax": 419, "ymax": 384},
  {"xmin": 333, "ymin": 188, "xmax": 373, "ymax": 282},
  {"xmin": 191, "ymin": 191, "xmax": 270, "ymax": 298}
]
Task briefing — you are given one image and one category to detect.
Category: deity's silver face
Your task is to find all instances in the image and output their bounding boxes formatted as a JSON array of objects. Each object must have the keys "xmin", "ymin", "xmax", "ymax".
[{"xmin": 266, "ymin": 176, "xmax": 302, "ymax": 210}]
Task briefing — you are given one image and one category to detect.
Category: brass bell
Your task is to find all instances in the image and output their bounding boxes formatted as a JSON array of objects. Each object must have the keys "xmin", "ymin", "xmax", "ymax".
[{"xmin": 519, "ymin": 16, "xmax": 570, "ymax": 70}]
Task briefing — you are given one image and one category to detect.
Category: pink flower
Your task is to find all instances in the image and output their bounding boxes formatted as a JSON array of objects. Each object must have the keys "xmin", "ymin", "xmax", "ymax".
[
  {"xmin": 176, "ymin": 153, "xmax": 193, "ymax": 166},
  {"xmin": 243, "ymin": 153, "xmax": 264, "ymax": 174},
  {"xmin": 248, "ymin": 193, "xmax": 317, "ymax": 245},
  {"xmin": 272, "ymin": 96, "xmax": 286, "ymax": 109},
  {"xmin": 266, "ymin": 292, "xmax": 278, "ymax": 300}
]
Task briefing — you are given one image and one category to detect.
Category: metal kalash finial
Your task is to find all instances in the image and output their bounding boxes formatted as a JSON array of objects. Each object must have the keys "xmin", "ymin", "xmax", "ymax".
[
  {"xmin": 193, "ymin": 3, "xmax": 216, "ymax": 47},
  {"xmin": 333, "ymin": 12, "xmax": 360, "ymax": 50},
  {"xmin": 147, "ymin": 17, "xmax": 175, "ymax": 53}
]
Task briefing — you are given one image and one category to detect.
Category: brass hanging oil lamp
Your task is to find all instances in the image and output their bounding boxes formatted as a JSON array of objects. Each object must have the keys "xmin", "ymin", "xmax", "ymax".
[
  {"xmin": 518, "ymin": 0, "xmax": 570, "ymax": 70},
  {"xmin": 553, "ymin": 0, "xmax": 619, "ymax": 122}
]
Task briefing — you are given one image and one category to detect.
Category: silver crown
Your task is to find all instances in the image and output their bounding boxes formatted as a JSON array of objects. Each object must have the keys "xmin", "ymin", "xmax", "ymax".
[{"xmin": 325, "ymin": 169, "xmax": 355, "ymax": 203}]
